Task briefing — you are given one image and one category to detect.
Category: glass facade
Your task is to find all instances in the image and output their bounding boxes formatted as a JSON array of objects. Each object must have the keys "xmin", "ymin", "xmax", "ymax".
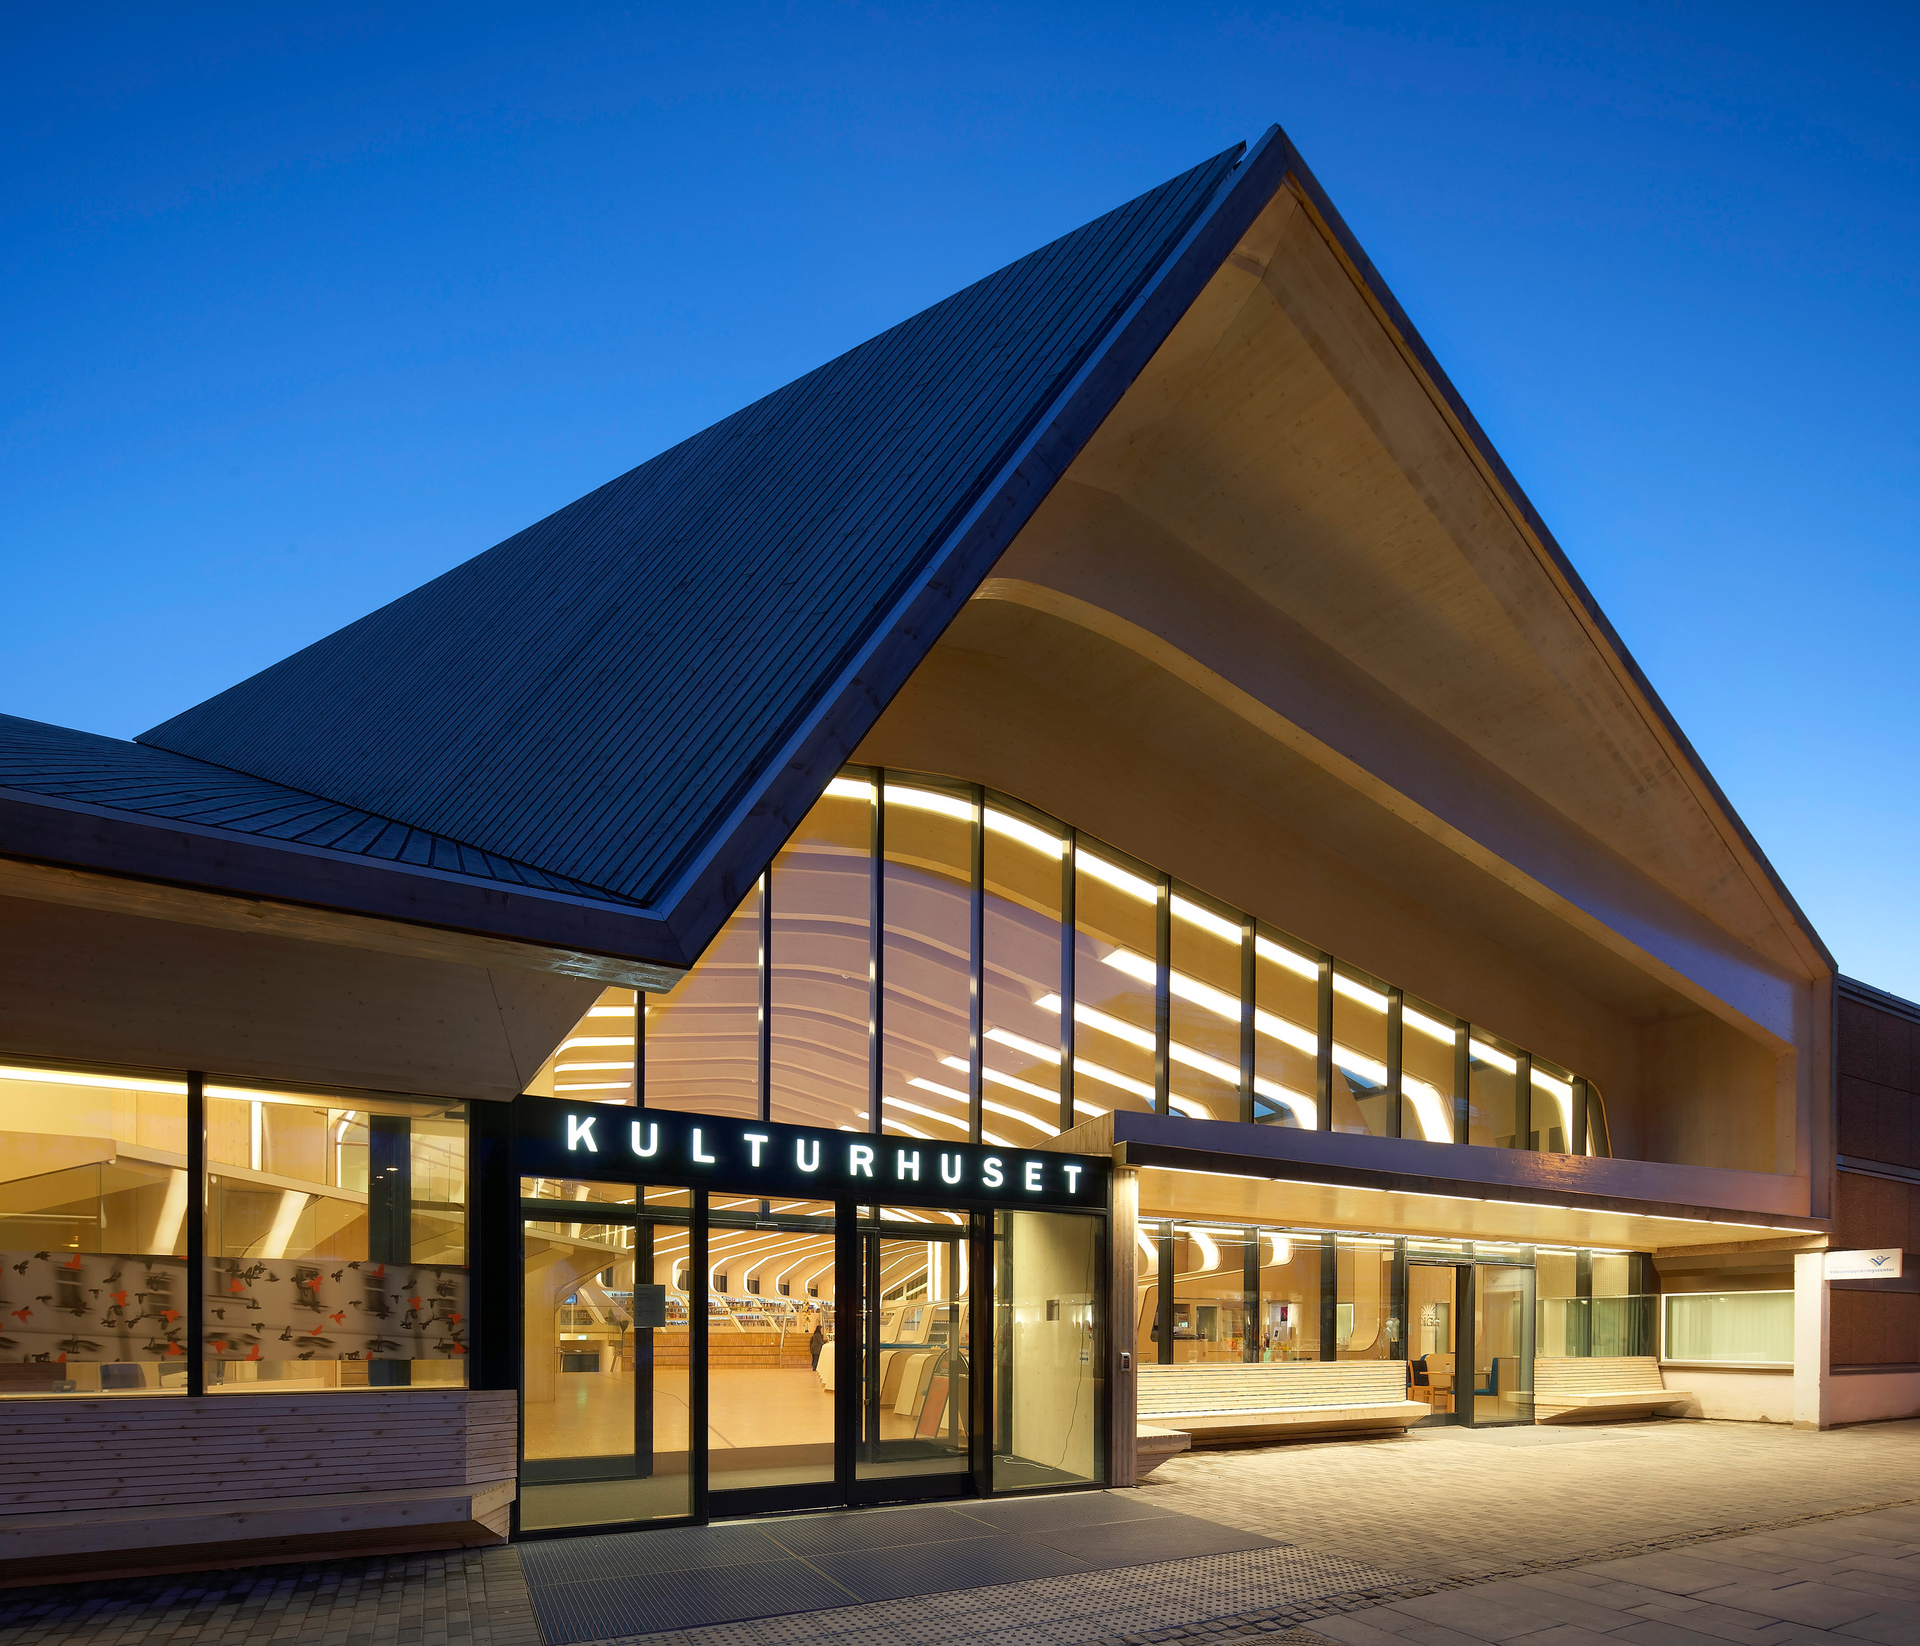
[
  {"xmin": 205, "ymin": 1084, "xmax": 468, "ymax": 1391},
  {"xmin": 540, "ymin": 767, "xmax": 1611, "ymax": 1161},
  {"xmin": 0, "ymin": 1058, "xmax": 468, "ymax": 1397},
  {"xmin": 0, "ymin": 1059, "xmax": 189, "ymax": 1395}
]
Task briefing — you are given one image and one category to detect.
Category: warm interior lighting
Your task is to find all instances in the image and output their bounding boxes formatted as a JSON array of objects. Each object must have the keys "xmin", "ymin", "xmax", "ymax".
[
  {"xmin": 0, "ymin": 1065, "xmax": 186, "ymax": 1094},
  {"xmin": 1077, "ymin": 851, "xmax": 1156, "ymax": 902},
  {"xmin": 1255, "ymin": 936, "xmax": 1318, "ymax": 980},
  {"xmin": 985, "ymin": 807, "xmax": 1064, "ymax": 856},
  {"xmin": 883, "ymin": 783, "xmax": 971, "ymax": 821}
]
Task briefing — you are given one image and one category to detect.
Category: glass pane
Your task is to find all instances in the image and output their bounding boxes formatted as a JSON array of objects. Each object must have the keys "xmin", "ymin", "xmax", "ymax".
[
  {"xmin": 1474, "ymin": 1265, "xmax": 1534, "ymax": 1423},
  {"xmin": 1330, "ymin": 964, "xmax": 1391, "ymax": 1135},
  {"xmin": 1255, "ymin": 1230, "xmax": 1322, "ymax": 1361},
  {"xmin": 858, "ymin": 1229, "xmax": 969, "ymax": 1478},
  {"xmin": 979, "ymin": 803, "xmax": 1068, "ymax": 1142},
  {"xmin": 993, "ymin": 1209, "xmax": 1104, "ymax": 1490},
  {"xmin": 522, "ymin": 1178, "xmax": 640, "ymax": 1206},
  {"xmin": 1407, "ymin": 1264, "xmax": 1457, "ymax": 1417},
  {"xmin": 520, "ymin": 1191, "xmax": 692, "ymax": 1529},
  {"xmin": 1467, "ymin": 1033, "xmax": 1521, "ymax": 1148},
  {"xmin": 1531, "ymin": 1059, "xmax": 1575, "ymax": 1154},
  {"xmin": 0, "ymin": 1060, "xmax": 190, "ymax": 1396},
  {"xmin": 1401, "ymin": 996, "xmax": 1458, "ymax": 1144},
  {"xmin": 1170, "ymin": 1224, "xmax": 1252, "ymax": 1363},
  {"xmin": 645, "ymin": 882, "xmax": 760, "ymax": 1119},
  {"xmin": 770, "ymin": 779, "xmax": 872, "ymax": 1131},
  {"xmin": 1134, "ymin": 1224, "xmax": 1162, "ymax": 1364},
  {"xmin": 1073, "ymin": 848, "xmax": 1157, "ymax": 1120},
  {"xmin": 204, "ymin": 1088, "xmax": 467, "ymax": 1392},
  {"xmin": 1336, "ymin": 1239, "xmax": 1395, "ymax": 1360},
  {"xmin": 1168, "ymin": 893, "xmax": 1241, "ymax": 1123},
  {"xmin": 1253, "ymin": 934, "xmax": 1319, "ymax": 1129},
  {"xmin": 526, "ymin": 987, "xmax": 637, "ymax": 1101},
  {"xmin": 881, "ymin": 782, "xmax": 974, "ymax": 1143},
  {"xmin": 708, "ymin": 1202, "xmax": 837, "ymax": 1492},
  {"xmin": 1664, "ymin": 1291, "xmax": 1792, "ymax": 1363}
]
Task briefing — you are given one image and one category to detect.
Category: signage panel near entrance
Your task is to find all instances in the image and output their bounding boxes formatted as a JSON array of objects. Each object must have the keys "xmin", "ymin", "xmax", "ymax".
[{"xmin": 513, "ymin": 1096, "xmax": 1109, "ymax": 1210}]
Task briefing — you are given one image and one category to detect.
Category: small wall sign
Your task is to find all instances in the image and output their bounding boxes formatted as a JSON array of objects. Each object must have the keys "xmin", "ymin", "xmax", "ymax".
[
  {"xmin": 1823, "ymin": 1248, "xmax": 1904, "ymax": 1281},
  {"xmin": 513, "ymin": 1095, "xmax": 1108, "ymax": 1211}
]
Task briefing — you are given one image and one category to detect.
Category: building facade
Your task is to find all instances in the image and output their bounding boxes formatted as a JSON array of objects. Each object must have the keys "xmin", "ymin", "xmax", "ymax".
[{"xmin": 1, "ymin": 124, "xmax": 1911, "ymax": 1581}]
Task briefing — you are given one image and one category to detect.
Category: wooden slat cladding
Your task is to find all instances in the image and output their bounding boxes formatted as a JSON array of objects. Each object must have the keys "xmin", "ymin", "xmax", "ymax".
[
  {"xmin": 1138, "ymin": 1360, "xmax": 1408, "ymax": 1414},
  {"xmin": 0, "ymin": 1390, "xmax": 514, "ymax": 1516},
  {"xmin": 1534, "ymin": 1356, "xmax": 1666, "ymax": 1396}
]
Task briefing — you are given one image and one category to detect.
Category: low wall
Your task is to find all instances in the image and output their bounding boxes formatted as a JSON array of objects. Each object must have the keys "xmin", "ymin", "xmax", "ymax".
[
  {"xmin": 1829, "ymin": 1366, "xmax": 1920, "ymax": 1426},
  {"xmin": 1659, "ymin": 1364, "xmax": 1793, "ymax": 1423},
  {"xmin": 0, "ymin": 1387, "xmax": 515, "ymax": 1584}
]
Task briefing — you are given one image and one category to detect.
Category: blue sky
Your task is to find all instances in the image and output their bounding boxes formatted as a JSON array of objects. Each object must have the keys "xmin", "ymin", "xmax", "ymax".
[{"xmin": 5, "ymin": 4, "xmax": 1916, "ymax": 993}]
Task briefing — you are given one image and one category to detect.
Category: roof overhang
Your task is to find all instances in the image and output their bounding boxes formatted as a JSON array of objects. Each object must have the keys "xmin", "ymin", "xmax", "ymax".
[{"xmin": 0, "ymin": 786, "xmax": 687, "ymax": 988}]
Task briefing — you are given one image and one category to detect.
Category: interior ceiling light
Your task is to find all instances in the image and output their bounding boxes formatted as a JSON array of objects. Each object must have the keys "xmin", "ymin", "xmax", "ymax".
[
  {"xmin": 0, "ymin": 1065, "xmax": 185, "ymax": 1094},
  {"xmin": 1078, "ymin": 852, "xmax": 1156, "ymax": 902},
  {"xmin": 882, "ymin": 783, "xmax": 970, "ymax": 821}
]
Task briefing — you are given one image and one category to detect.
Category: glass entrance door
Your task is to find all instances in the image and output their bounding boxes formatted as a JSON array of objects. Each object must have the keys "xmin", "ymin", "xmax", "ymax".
[
  {"xmin": 1407, "ymin": 1262, "xmax": 1459, "ymax": 1423},
  {"xmin": 857, "ymin": 1216, "xmax": 971, "ymax": 1486},
  {"xmin": 706, "ymin": 1199, "xmax": 840, "ymax": 1510},
  {"xmin": 518, "ymin": 1180, "xmax": 1106, "ymax": 1530},
  {"xmin": 520, "ymin": 1182, "xmax": 693, "ymax": 1530},
  {"xmin": 1473, "ymin": 1264, "xmax": 1535, "ymax": 1425}
]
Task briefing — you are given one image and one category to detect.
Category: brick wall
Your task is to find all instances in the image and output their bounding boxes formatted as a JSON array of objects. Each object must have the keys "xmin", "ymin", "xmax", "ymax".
[{"xmin": 1833, "ymin": 981, "xmax": 1920, "ymax": 1368}]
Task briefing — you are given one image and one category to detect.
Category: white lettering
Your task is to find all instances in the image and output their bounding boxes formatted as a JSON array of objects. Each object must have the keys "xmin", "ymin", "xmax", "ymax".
[
  {"xmin": 1024, "ymin": 1160, "xmax": 1043, "ymax": 1192},
  {"xmin": 895, "ymin": 1149, "xmax": 921, "ymax": 1181},
  {"xmin": 796, "ymin": 1138, "xmax": 821, "ymax": 1173},
  {"xmin": 940, "ymin": 1152, "xmax": 963, "ymax": 1185},
  {"xmin": 744, "ymin": 1132, "xmax": 770, "ymax": 1167},
  {"xmin": 849, "ymin": 1143, "xmax": 875, "ymax": 1178},
  {"xmin": 692, "ymin": 1127, "xmax": 716, "ymax": 1164},
  {"xmin": 566, "ymin": 1115, "xmax": 598, "ymax": 1153},
  {"xmin": 982, "ymin": 1156, "xmax": 1004, "ymax": 1189},
  {"xmin": 631, "ymin": 1120, "xmax": 659, "ymax": 1158},
  {"xmin": 1063, "ymin": 1163, "xmax": 1082, "ymax": 1193}
]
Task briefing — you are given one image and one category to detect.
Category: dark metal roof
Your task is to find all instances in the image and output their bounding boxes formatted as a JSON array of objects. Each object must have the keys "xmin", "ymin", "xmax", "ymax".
[
  {"xmin": 0, "ymin": 713, "xmax": 633, "ymax": 902},
  {"xmin": 137, "ymin": 146, "xmax": 1247, "ymax": 924}
]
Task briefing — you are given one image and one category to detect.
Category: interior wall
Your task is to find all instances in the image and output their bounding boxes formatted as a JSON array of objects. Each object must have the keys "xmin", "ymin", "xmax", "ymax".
[{"xmin": 0, "ymin": 892, "xmax": 603, "ymax": 1101}]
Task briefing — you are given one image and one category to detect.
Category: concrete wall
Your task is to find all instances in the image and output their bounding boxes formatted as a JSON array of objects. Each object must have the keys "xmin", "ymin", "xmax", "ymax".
[{"xmin": 1663, "ymin": 1366, "xmax": 1795, "ymax": 1424}]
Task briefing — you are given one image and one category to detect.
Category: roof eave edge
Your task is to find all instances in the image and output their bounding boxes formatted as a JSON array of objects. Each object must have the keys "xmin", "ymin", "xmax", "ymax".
[
  {"xmin": 655, "ymin": 128, "xmax": 1293, "ymax": 964},
  {"xmin": 1271, "ymin": 133, "xmax": 1835, "ymax": 981},
  {"xmin": 0, "ymin": 786, "xmax": 691, "ymax": 981}
]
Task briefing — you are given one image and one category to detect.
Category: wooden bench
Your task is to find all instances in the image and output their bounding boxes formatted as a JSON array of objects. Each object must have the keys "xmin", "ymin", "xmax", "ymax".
[
  {"xmin": 1533, "ymin": 1356, "xmax": 1689, "ymax": 1423},
  {"xmin": 1137, "ymin": 1360, "xmax": 1428, "ymax": 1444}
]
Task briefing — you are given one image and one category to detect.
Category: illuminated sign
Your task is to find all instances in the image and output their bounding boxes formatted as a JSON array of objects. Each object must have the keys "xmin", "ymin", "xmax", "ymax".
[
  {"xmin": 513, "ymin": 1096, "xmax": 1106, "ymax": 1211},
  {"xmin": 1824, "ymin": 1248, "xmax": 1904, "ymax": 1281}
]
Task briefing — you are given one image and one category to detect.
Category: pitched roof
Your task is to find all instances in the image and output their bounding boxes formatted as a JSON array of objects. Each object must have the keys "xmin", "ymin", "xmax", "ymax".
[
  {"xmin": 136, "ymin": 143, "xmax": 1260, "ymax": 958},
  {"xmin": 0, "ymin": 713, "xmax": 629, "ymax": 901}
]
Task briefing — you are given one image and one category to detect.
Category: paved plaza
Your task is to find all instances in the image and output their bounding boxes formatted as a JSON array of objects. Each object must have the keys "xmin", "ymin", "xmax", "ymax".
[{"xmin": 4, "ymin": 1419, "xmax": 1918, "ymax": 1646}]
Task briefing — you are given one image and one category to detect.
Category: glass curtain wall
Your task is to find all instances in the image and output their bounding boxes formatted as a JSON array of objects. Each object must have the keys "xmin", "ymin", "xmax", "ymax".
[
  {"xmin": 565, "ymin": 766, "xmax": 1611, "ymax": 1163},
  {"xmin": 881, "ymin": 782, "xmax": 975, "ymax": 1144},
  {"xmin": 205, "ymin": 1084, "xmax": 468, "ymax": 1390},
  {"xmin": 769, "ymin": 782, "xmax": 872, "ymax": 1132},
  {"xmin": 0, "ymin": 1059, "xmax": 190, "ymax": 1394}
]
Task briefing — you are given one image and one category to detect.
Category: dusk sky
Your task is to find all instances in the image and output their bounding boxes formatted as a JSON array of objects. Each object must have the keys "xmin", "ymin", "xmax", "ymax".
[{"xmin": 6, "ymin": 5, "xmax": 1916, "ymax": 993}]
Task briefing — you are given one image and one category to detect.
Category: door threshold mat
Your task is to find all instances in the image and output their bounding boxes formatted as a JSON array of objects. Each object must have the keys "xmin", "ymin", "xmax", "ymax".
[{"xmin": 520, "ymin": 1492, "xmax": 1280, "ymax": 1642}]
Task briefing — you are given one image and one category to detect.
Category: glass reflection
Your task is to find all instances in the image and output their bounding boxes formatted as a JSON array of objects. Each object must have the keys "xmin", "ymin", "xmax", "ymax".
[
  {"xmin": 770, "ymin": 782, "xmax": 872, "ymax": 1131},
  {"xmin": 1073, "ymin": 850, "xmax": 1157, "ymax": 1120},
  {"xmin": 881, "ymin": 782, "xmax": 974, "ymax": 1142}
]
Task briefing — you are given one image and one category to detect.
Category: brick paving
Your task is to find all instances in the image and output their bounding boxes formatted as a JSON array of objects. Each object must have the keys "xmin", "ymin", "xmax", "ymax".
[{"xmin": 4, "ymin": 1419, "xmax": 1919, "ymax": 1646}]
